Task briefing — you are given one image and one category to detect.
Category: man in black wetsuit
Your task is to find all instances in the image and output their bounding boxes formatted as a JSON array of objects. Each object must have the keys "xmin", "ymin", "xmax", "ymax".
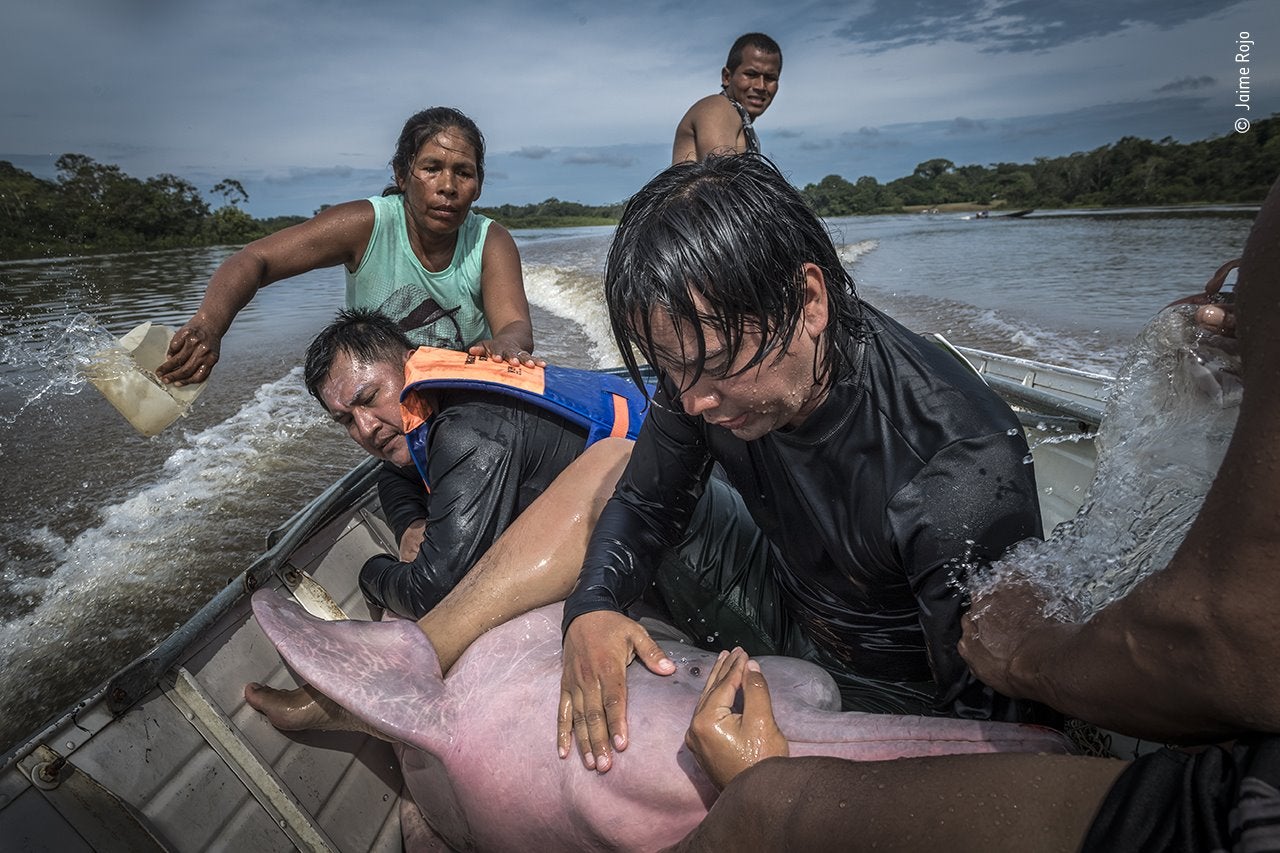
[
  {"xmin": 668, "ymin": 178, "xmax": 1280, "ymax": 853},
  {"xmin": 556, "ymin": 153, "xmax": 1047, "ymax": 775},
  {"xmin": 672, "ymin": 33, "xmax": 781, "ymax": 163},
  {"xmin": 302, "ymin": 311, "xmax": 589, "ymax": 619}
]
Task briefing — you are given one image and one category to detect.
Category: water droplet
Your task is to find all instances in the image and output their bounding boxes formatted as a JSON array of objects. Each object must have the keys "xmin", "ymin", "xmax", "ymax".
[
  {"xmin": 1006, "ymin": 427, "xmax": 1019, "ymax": 436},
  {"xmin": 1022, "ymin": 454, "xmax": 1034, "ymax": 464}
]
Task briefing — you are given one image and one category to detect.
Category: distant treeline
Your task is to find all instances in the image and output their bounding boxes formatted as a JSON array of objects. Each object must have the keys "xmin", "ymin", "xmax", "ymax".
[
  {"xmin": 0, "ymin": 155, "xmax": 304, "ymax": 260},
  {"xmin": 4, "ymin": 116, "xmax": 1277, "ymax": 260},
  {"xmin": 476, "ymin": 198, "xmax": 625, "ymax": 229},
  {"xmin": 801, "ymin": 115, "xmax": 1280, "ymax": 215}
]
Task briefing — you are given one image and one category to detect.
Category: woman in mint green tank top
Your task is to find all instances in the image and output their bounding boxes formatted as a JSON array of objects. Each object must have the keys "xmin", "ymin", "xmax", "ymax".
[{"xmin": 158, "ymin": 107, "xmax": 540, "ymax": 386}]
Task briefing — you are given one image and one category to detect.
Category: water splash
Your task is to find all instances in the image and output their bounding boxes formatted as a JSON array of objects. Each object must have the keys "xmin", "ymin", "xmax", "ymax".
[
  {"xmin": 836, "ymin": 239, "xmax": 878, "ymax": 267},
  {"xmin": 970, "ymin": 306, "xmax": 1242, "ymax": 621},
  {"xmin": 0, "ymin": 312, "xmax": 120, "ymax": 427}
]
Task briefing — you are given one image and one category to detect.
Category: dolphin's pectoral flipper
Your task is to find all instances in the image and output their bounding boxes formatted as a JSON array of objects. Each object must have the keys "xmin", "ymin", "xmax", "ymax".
[{"xmin": 251, "ymin": 589, "xmax": 450, "ymax": 752}]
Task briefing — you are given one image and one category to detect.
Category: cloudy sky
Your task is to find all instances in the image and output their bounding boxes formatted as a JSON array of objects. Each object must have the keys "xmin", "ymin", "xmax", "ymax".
[{"xmin": 3, "ymin": 0, "xmax": 1272, "ymax": 217}]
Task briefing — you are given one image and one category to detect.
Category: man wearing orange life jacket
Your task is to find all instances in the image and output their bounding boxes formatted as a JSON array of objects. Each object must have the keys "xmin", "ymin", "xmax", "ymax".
[
  {"xmin": 303, "ymin": 308, "xmax": 774, "ymax": 637},
  {"xmin": 304, "ymin": 308, "xmax": 640, "ymax": 619}
]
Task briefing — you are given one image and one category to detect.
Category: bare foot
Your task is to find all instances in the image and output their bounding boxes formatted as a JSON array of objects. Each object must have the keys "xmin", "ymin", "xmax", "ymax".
[{"xmin": 244, "ymin": 681, "xmax": 384, "ymax": 739}]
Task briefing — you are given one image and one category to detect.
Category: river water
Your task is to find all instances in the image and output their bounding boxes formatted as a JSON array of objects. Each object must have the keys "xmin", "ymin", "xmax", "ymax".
[{"xmin": 0, "ymin": 207, "xmax": 1255, "ymax": 751}]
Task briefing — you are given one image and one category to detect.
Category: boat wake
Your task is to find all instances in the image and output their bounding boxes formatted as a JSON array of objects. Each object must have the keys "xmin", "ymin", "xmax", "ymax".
[
  {"xmin": 0, "ymin": 369, "xmax": 361, "ymax": 750},
  {"xmin": 836, "ymin": 239, "xmax": 877, "ymax": 267},
  {"xmin": 522, "ymin": 264, "xmax": 617, "ymax": 368}
]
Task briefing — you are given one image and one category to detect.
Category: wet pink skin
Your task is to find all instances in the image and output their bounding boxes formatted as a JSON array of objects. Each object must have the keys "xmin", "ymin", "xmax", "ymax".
[{"xmin": 252, "ymin": 593, "xmax": 1069, "ymax": 852}]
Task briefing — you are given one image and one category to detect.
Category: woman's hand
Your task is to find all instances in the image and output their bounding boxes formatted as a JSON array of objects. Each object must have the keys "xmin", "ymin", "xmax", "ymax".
[
  {"xmin": 157, "ymin": 319, "xmax": 223, "ymax": 385},
  {"xmin": 469, "ymin": 335, "xmax": 545, "ymax": 368}
]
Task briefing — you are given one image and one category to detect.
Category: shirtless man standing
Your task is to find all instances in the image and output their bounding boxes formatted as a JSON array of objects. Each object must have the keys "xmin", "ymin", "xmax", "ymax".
[{"xmin": 672, "ymin": 33, "xmax": 782, "ymax": 163}]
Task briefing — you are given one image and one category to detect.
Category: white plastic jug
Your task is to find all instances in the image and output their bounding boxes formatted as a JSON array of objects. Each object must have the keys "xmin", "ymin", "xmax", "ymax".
[{"xmin": 85, "ymin": 322, "xmax": 207, "ymax": 437}]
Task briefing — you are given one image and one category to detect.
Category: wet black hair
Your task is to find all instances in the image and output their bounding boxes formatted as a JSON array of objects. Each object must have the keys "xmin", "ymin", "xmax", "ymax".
[
  {"xmin": 726, "ymin": 32, "xmax": 782, "ymax": 73},
  {"xmin": 603, "ymin": 153, "xmax": 863, "ymax": 397},
  {"xmin": 383, "ymin": 106, "xmax": 486, "ymax": 196},
  {"xmin": 304, "ymin": 308, "xmax": 413, "ymax": 409}
]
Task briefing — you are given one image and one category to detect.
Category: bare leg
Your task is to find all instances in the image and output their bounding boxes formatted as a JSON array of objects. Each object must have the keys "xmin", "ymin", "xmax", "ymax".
[
  {"xmin": 418, "ymin": 437, "xmax": 633, "ymax": 672},
  {"xmin": 666, "ymin": 753, "xmax": 1126, "ymax": 853}
]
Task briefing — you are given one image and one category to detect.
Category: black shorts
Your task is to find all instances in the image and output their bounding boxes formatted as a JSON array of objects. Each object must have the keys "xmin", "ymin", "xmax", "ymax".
[{"xmin": 1083, "ymin": 735, "xmax": 1280, "ymax": 852}]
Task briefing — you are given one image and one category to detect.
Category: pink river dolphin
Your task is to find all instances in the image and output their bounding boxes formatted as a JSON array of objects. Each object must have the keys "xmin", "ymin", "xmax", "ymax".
[{"xmin": 252, "ymin": 592, "xmax": 1070, "ymax": 852}]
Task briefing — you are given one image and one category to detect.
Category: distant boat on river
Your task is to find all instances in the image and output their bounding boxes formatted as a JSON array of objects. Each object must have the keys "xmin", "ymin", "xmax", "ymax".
[{"xmin": 965, "ymin": 209, "xmax": 1035, "ymax": 220}]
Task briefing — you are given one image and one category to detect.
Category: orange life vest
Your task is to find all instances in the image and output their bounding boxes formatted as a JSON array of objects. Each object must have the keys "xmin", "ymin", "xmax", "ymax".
[{"xmin": 400, "ymin": 348, "xmax": 651, "ymax": 487}]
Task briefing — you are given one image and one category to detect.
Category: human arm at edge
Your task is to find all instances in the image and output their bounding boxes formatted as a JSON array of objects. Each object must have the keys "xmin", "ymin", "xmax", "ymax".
[
  {"xmin": 158, "ymin": 200, "xmax": 374, "ymax": 384},
  {"xmin": 561, "ymin": 377, "xmax": 716, "ymax": 630},
  {"xmin": 375, "ymin": 461, "xmax": 428, "ymax": 560},
  {"xmin": 360, "ymin": 403, "xmax": 542, "ymax": 619},
  {"xmin": 470, "ymin": 222, "xmax": 540, "ymax": 366},
  {"xmin": 673, "ymin": 96, "xmax": 750, "ymax": 164},
  {"xmin": 893, "ymin": 431, "xmax": 1046, "ymax": 722}
]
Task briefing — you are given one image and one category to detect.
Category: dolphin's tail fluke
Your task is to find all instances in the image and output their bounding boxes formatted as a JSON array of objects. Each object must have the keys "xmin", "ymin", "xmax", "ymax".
[{"xmin": 251, "ymin": 589, "xmax": 450, "ymax": 753}]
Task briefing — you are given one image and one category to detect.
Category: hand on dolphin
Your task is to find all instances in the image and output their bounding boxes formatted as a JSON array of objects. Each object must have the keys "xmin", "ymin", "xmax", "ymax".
[
  {"xmin": 558, "ymin": 609, "xmax": 676, "ymax": 772},
  {"xmin": 683, "ymin": 648, "xmax": 789, "ymax": 791}
]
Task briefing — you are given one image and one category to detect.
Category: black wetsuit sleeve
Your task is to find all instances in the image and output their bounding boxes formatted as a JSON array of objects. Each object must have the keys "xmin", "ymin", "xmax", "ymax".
[
  {"xmin": 376, "ymin": 461, "xmax": 428, "ymax": 543},
  {"xmin": 562, "ymin": 379, "xmax": 714, "ymax": 633},
  {"xmin": 361, "ymin": 397, "xmax": 586, "ymax": 620},
  {"xmin": 887, "ymin": 433, "xmax": 1047, "ymax": 722}
]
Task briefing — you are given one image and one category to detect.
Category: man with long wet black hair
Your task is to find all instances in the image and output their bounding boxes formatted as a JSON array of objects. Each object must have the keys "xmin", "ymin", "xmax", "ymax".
[
  {"xmin": 557, "ymin": 154, "xmax": 1048, "ymax": 774},
  {"xmin": 666, "ymin": 177, "xmax": 1280, "ymax": 853}
]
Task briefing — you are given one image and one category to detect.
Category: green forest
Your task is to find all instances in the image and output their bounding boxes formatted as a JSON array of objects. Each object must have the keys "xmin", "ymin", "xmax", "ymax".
[
  {"xmin": 801, "ymin": 115, "xmax": 1280, "ymax": 215},
  {"xmin": 2, "ymin": 115, "xmax": 1277, "ymax": 260},
  {"xmin": 0, "ymin": 155, "xmax": 305, "ymax": 260},
  {"xmin": 474, "ymin": 198, "xmax": 625, "ymax": 229}
]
